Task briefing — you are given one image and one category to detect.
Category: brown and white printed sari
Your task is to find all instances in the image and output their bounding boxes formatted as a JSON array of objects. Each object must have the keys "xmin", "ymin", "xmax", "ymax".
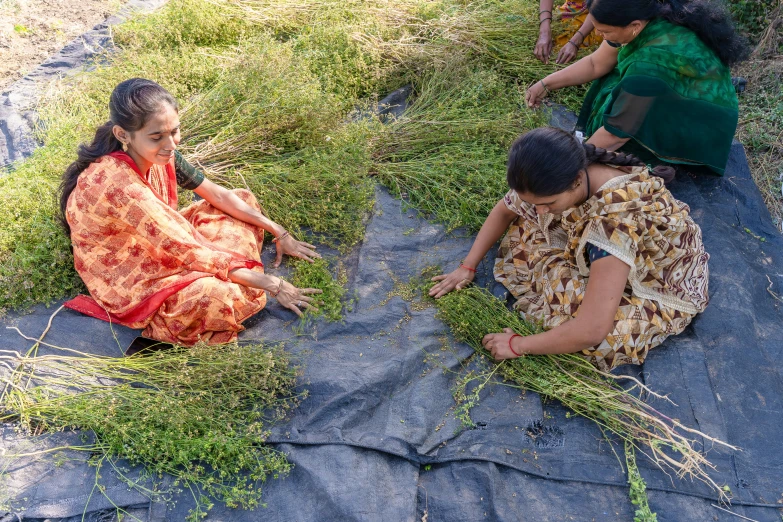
[{"xmin": 494, "ymin": 167, "xmax": 709, "ymax": 370}]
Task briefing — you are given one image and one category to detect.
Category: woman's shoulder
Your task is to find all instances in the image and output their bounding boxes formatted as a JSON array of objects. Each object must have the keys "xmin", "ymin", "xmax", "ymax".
[
  {"xmin": 629, "ymin": 19, "xmax": 726, "ymax": 71},
  {"xmin": 77, "ymin": 153, "xmax": 141, "ymax": 190}
]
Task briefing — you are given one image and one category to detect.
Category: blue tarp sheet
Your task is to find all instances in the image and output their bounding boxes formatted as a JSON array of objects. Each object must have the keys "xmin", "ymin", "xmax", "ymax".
[{"xmin": 2, "ymin": 139, "xmax": 782, "ymax": 520}]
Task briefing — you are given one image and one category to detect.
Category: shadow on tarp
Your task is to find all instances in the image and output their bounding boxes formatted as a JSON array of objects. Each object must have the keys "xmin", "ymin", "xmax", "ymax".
[{"xmin": 2, "ymin": 137, "xmax": 783, "ymax": 521}]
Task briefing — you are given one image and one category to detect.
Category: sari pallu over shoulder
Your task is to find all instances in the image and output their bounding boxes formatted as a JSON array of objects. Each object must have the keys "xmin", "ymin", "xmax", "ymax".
[
  {"xmin": 561, "ymin": 168, "xmax": 710, "ymax": 314},
  {"xmin": 576, "ymin": 18, "xmax": 738, "ymax": 174},
  {"xmin": 64, "ymin": 154, "xmax": 262, "ymax": 329}
]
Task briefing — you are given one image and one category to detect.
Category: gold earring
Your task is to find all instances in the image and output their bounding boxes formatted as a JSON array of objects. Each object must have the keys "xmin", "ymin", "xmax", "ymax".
[{"xmin": 122, "ymin": 142, "xmax": 128, "ymax": 152}]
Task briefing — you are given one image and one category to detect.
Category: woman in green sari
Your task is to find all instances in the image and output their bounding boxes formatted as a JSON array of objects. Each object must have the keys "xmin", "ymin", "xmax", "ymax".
[{"xmin": 526, "ymin": 0, "xmax": 748, "ymax": 174}]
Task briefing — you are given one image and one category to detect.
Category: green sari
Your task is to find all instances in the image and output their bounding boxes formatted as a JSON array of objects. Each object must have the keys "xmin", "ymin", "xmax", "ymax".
[{"xmin": 576, "ymin": 18, "xmax": 738, "ymax": 175}]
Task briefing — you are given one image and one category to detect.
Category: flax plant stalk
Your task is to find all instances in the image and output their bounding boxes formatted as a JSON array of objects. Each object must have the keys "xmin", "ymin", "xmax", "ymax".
[
  {"xmin": 0, "ymin": 342, "xmax": 302, "ymax": 516},
  {"xmin": 429, "ymin": 283, "xmax": 738, "ymax": 499}
]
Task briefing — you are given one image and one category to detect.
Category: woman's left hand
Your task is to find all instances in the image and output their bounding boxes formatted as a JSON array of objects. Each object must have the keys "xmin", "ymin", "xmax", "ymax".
[
  {"xmin": 556, "ymin": 40, "xmax": 579, "ymax": 64},
  {"xmin": 482, "ymin": 328, "xmax": 524, "ymax": 360},
  {"xmin": 274, "ymin": 232, "xmax": 322, "ymax": 268}
]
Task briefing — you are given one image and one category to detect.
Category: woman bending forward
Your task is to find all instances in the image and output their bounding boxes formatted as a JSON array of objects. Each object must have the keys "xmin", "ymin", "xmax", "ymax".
[
  {"xmin": 526, "ymin": 0, "xmax": 747, "ymax": 174},
  {"xmin": 430, "ymin": 127, "xmax": 709, "ymax": 370}
]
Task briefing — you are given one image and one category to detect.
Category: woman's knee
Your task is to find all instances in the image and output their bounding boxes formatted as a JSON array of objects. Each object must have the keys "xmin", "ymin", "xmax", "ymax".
[{"xmin": 232, "ymin": 189, "xmax": 261, "ymax": 209}]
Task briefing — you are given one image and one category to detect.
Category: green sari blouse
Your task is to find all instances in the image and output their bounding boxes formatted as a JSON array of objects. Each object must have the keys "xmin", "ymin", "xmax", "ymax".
[{"xmin": 576, "ymin": 18, "xmax": 738, "ymax": 175}]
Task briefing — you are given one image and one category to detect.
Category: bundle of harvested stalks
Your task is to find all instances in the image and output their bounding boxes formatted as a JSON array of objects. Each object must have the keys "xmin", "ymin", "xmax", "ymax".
[
  {"xmin": 291, "ymin": 257, "xmax": 350, "ymax": 322},
  {"xmin": 374, "ymin": 61, "xmax": 546, "ymax": 232},
  {"xmin": 427, "ymin": 282, "xmax": 738, "ymax": 498},
  {"xmin": 0, "ymin": 342, "xmax": 302, "ymax": 518}
]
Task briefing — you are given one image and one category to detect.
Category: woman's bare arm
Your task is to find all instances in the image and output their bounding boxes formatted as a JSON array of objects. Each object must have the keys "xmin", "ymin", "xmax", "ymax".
[
  {"xmin": 194, "ymin": 178, "xmax": 320, "ymax": 266},
  {"xmin": 429, "ymin": 199, "xmax": 518, "ymax": 298},
  {"xmin": 482, "ymin": 255, "xmax": 630, "ymax": 358},
  {"xmin": 526, "ymin": 41, "xmax": 619, "ymax": 108},
  {"xmin": 586, "ymin": 127, "xmax": 631, "ymax": 151}
]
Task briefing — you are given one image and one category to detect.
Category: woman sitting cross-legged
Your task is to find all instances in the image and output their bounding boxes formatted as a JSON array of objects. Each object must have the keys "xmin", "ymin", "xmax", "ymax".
[
  {"xmin": 429, "ymin": 127, "xmax": 709, "ymax": 370},
  {"xmin": 526, "ymin": 0, "xmax": 748, "ymax": 175},
  {"xmin": 59, "ymin": 78, "xmax": 322, "ymax": 345}
]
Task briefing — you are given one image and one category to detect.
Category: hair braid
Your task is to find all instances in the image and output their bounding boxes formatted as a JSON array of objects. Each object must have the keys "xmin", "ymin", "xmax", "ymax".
[
  {"xmin": 582, "ymin": 142, "xmax": 676, "ymax": 183},
  {"xmin": 582, "ymin": 143, "xmax": 645, "ymax": 167}
]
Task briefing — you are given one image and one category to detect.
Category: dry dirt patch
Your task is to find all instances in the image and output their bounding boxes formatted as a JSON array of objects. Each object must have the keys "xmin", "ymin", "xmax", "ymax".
[{"xmin": 0, "ymin": 0, "xmax": 119, "ymax": 92}]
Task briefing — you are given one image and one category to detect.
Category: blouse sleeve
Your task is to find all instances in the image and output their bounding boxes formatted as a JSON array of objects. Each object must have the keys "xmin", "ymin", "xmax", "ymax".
[
  {"xmin": 174, "ymin": 150, "xmax": 205, "ymax": 190},
  {"xmin": 503, "ymin": 190, "xmax": 526, "ymax": 216}
]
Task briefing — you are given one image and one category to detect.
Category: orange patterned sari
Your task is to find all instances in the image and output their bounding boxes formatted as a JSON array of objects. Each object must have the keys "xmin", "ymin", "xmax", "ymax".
[{"xmin": 64, "ymin": 152, "xmax": 267, "ymax": 345}]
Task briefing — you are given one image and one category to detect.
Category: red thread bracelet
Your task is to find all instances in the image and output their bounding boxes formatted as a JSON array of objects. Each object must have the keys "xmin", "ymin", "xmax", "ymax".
[
  {"xmin": 508, "ymin": 334, "xmax": 523, "ymax": 357},
  {"xmin": 460, "ymin": 263, "xmax": 477, "ymax": 273}
]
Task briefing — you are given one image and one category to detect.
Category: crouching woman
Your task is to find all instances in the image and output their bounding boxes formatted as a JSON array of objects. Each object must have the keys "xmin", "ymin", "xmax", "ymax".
[
  {"xmin": 59, "ymin": 78, "xmax": 321, "ymax": 345},
  {"xmin": 429, "ymin": 127, "xmax": 709, "ymax": 370}
]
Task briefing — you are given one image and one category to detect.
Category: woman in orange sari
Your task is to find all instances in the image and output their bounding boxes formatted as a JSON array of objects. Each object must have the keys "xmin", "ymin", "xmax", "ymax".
[{"xmin": 59, "ymin": 78, "xmax": 321, "ymax": 345}]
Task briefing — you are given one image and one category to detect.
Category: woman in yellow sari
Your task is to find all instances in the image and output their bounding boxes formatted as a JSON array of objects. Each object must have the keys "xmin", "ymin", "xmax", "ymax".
[{"xmin": 59, "ymin": 78, "xmax": 321, "ymax": 345}]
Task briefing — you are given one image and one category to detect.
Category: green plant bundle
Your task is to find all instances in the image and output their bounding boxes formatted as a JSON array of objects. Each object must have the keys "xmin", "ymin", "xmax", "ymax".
[
  {"xmin": 0, "ymin": 0, "xmax": 573, "ymax": 313},
  {"xmin": 427, "ymin": 282, "xmax": 738, "ymax": 498},
  {"xmin": 374, "ymin": 62, "xmax": 547, "ymax": 232},
  {"xmin": 0, "ymin": 343, "xmax": 301, "ymax": 517},
  {"xmin": 290, "ymin": 257, "xmax": 349, "ymax": 322}
]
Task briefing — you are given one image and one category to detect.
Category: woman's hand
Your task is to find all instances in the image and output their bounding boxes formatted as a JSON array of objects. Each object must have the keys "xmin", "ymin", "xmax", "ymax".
[
  {"xmin": 273, "ymin": 279, "xmax": 323, "ymax": 317},
  {"xmin": 274, "ymin": 232, "xmax": 321, "ymax": 268},
  {"xmin": 556, "ymin": 40, "xmax": 579, "ymax": 65},
  {"xmin": 525, "ymin": 81, "xmax": 548, "ymax": 109},
  {"xmin": 482, "ymin": 328, "xmax": 524, "ymax": 360},
  {"xmin": 534, "ymin": 27, "xmax": 554, "ymax": 64},
  {"xmin": 428, "ymin": 266, "xmax": 476, "ymax": 299}
]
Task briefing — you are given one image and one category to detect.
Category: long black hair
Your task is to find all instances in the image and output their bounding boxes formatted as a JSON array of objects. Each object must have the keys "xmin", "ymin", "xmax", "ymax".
[
  {"xmin": 58, "ymin": 78, "xmax": 178, "ymax": 236},
  {"xmin": 506, "ymin": 127, "xmax": 674, "ymax": 196},
  {"xmin": 585, "ymin": 0, "xmax": 749, "ymax": 66}
]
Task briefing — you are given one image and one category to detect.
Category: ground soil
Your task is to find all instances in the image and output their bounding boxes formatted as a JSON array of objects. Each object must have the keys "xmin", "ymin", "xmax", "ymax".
[{"xmin": 0, "ymin": 0, "xmax": 119, "ymax": 92}]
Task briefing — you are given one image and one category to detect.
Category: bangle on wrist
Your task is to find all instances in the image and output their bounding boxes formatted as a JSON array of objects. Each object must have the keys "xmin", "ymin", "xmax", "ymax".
[
  {"xmin": 460, "ymin": 263, "xmax": 477, "ymax": 273},
  {"xmin": 272, "ymin": 230, "xmax": 290, "ymax": 243},
  {"xmin": 566, "ymin": 40, "xmax": 579, "ymax": 49},
  {"xmin": 269, "ymin": 277, "xmax": 284, "ymax": 297},
  {"xmin": 575, "ymin": 29, "xmax": 586, "ymax": 43},
  {"xmin": 540, "ymin": 79, "xmax": 551, "ymax": 94},
  {"xmin": 539, "ymin": 9, "xmax": 551, "ymax": 17},
  {"xmin": 508, "ymin": 334, "xmax": 523, "ymax": 357},
  {"xmin": 539, "ymin": 16, "xmax": 552, "ymax": 25}
]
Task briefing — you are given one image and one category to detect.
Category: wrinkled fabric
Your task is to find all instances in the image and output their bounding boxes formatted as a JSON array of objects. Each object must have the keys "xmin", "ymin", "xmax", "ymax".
[
  {"xmin": 554, "ymin": 1, "xmax": 602, "ymax": 49},
  {"xmin": 494, "ymin": 168, "xmax": 708, "ymax": 369},
  {"xmin": 65, "ymin": 153, "xmax": 266, "ymax": 344},
  {"xmin": 577, "ymin": 18, "xmax": 738, "ymax": 174}
]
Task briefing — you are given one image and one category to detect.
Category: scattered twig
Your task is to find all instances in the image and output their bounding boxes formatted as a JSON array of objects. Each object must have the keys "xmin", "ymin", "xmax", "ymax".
[
  {"xmin": 766, "ymin": 275, "xmax": 783, "ymax": 303},
  {"xmin": 710, "ymin": 504, "xmax": 760, "ymax": 522}
]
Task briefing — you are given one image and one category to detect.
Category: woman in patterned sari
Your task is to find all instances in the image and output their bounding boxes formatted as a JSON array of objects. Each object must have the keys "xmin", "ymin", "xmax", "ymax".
[
  {"xmin": 526, "ymin": 0, "xmax": 748, "ymax": 175},
  {"xmin": 59, "ymin": 78, "xmax": 322, "ymax": 346},
  {"xmin": 429, "ymin": 127, "xmax": 709, "ymax": 370},
  {"xmin": 534, "ymin": 0, "xmax": 602, "ymax": 65}
]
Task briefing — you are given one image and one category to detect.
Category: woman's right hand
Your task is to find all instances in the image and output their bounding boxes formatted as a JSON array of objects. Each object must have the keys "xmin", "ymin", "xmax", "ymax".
[
  {"xmin": 525, "ymin": 81, "xmax": 548, "ymax": 109},
  {"xmin": 273, "ymin": 279, "xmax": 323, "ymax": 317},
  {"xmin": 534, "ymin": 28, "xmax": 553, "ymax": 64},
  {"xmin": 429, "ymin": 266, "xmax": 476, "ymax": 299}
]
